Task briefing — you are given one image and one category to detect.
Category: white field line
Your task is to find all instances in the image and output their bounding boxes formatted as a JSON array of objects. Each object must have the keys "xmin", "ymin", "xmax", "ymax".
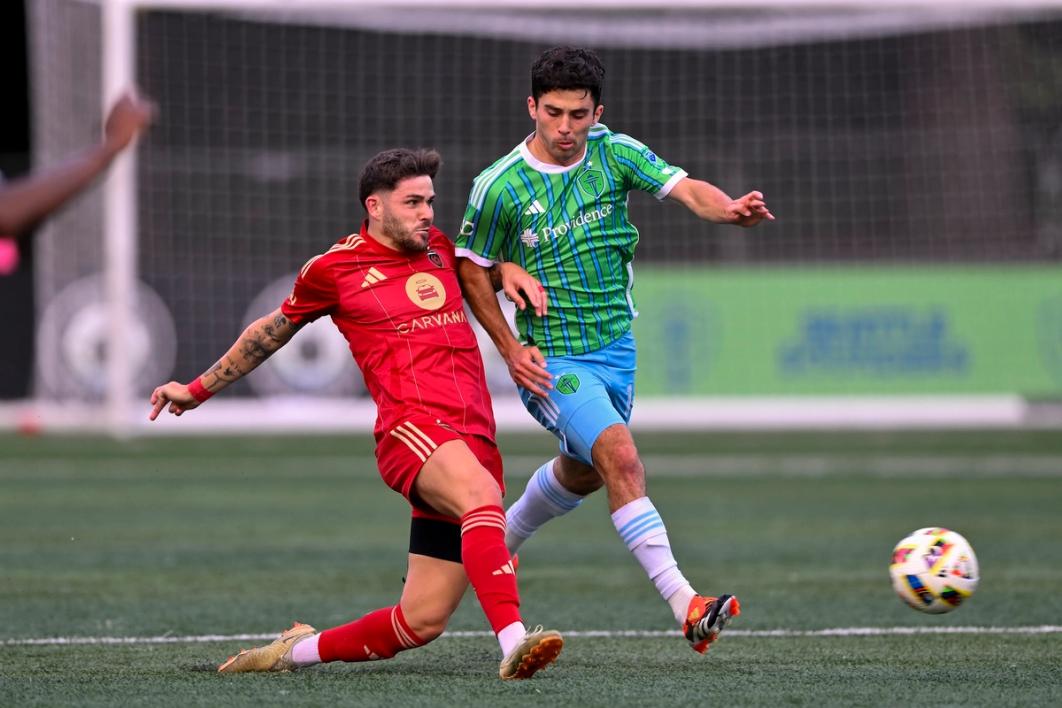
[
  {"xmin": 3, "ymin": 455, "xmax": 1062, "ymax": 480},
  {"xmin": 5, "ymin": 626, "xmax": 1062, "ymax": 646}
]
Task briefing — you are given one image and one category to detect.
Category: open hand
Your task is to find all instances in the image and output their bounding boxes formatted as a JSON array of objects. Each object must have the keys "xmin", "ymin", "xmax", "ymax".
[
  {"xmin": 502, "ymin": 342, "xmax": 552, "ymax": 398},
  {"xmin": 725, "ymin": 191, "xmax": 774, "ymax": 227}
]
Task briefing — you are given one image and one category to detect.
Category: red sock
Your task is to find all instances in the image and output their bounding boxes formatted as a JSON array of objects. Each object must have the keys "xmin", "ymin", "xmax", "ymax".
[
  {"xmin": 317, "ymin": 605, "xmax": 424, "ymax": 663},
  {"xmin": 460, "ymin": 505, "xmax": 522, "ymax": 633}
]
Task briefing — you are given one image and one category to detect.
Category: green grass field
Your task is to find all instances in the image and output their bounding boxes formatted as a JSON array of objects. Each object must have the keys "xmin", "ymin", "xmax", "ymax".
[{"xmin": 2, "ymin": 430, "xmax": 1061, "ymax": 706}]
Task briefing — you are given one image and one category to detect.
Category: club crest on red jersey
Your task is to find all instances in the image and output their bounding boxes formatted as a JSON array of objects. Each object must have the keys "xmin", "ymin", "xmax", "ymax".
[
  {"xmin": 427, "ymin": 249, "xmax": 443, "ymax": 268},
  {"xmin": 406, "ymin": 273, "xmax": 446, "ymax": 311}
]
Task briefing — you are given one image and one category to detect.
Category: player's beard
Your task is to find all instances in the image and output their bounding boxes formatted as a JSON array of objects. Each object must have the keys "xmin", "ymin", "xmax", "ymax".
[{"xmin": 382, "ymin": 211, "xmax": 430, "ymax": 252}]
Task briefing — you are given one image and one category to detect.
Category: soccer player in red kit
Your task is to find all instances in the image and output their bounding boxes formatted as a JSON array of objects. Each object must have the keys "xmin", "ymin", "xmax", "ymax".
[{"xmin": 148, "ymin": 148, "xmax": 563, "ymax": 680}]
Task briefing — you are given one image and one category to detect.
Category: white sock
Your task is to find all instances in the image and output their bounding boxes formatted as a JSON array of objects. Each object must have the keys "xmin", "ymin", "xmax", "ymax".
[
  {"xmin": 611, "ymin": 497, "xmax": 696, "ymax": 625},
  {"xmin": 497, "ymin": 621, "xmax": 528, "ymax": 657},
  {"xmin": 667, "ymin": 585, "xmax": 698, "ymax": 625},
  {"xmin": 289, "ymin": 633, "xmax": 322, "ymax": 667},
  {"xmin": 505, "ymin": 458, "xmax": 585, "ymax": 553}
]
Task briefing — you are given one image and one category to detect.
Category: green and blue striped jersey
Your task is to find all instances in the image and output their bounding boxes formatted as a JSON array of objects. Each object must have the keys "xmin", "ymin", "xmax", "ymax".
[{"xmin": 456, "ymin": 123, "xmax": 686, "ymax": 357}]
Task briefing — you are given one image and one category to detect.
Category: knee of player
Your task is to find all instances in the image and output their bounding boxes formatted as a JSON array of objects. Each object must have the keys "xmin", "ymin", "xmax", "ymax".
[
  {"xmin": 457, "ymin": 471, "xmax": 504, "ymax": 513},
  {"xmin": 405, "ymin": 612, "xmax": 449, "ymax": 644},
  {"xmin": 420, "ymin": 467, "xmax": 503, "ymax": 517},
  {"xmin": 559, "ymin": 464, "xmax": 605, "ymax": 495},
  {"xmin": 603, "ymin": 445, "xmax": 644, "ymax": 482},
  {"xmin": 571, "ymin": 473, "xmax": 605, "ymax": 496}
]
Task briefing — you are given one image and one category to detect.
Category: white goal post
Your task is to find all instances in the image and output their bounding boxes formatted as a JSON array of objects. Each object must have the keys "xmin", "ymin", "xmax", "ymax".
[{"xmin": 9, "ymin": 0, "xmax": 1062, "ymax": 435}]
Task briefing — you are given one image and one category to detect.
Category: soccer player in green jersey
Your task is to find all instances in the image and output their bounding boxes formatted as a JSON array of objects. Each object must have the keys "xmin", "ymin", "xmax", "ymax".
[{"xmin": 456, "ymin": 46, "xmax": 773, "ymax": 655}]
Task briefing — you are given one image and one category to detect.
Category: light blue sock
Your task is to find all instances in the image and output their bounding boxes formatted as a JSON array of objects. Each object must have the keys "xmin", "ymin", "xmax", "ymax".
[{"xmin": 505, "ymin": 458, "xmax": 584, "ymax": 553}]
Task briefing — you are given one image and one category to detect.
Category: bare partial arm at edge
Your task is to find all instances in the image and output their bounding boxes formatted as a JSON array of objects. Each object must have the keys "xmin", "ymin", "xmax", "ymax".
[
  {"xmin": 148, "ymin": 308, "xmax": 299, "ymax": 420},
  {"xmin": 0, "ymin": 90, "xmax": 155, "ymax": 236},
  {"xmin": 458, "ymin": 258, "xmax": 522, "ymax": 358},
  {"xmin": 457, "ymin": 258, "xmax": 552, "ymax": 396}
]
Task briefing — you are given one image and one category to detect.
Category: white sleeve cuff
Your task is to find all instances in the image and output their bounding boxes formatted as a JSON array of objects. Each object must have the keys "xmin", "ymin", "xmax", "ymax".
[
  {"xmin": 454, "ymin": 248, "xmax": 496, "ymax": 267},
  {"xmin": 654, "ymin": 170, "xmax": 689, "ymax": 200}
]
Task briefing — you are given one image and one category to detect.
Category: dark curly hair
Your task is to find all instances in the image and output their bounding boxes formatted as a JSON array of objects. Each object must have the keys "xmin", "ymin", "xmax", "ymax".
[
  {"xmin": 530, "ymin": 46, "xmax": 605, "ymax": 106},
  {"xmin": 358, "ymin": 148, "xmax": 441, "ymax": 209}
]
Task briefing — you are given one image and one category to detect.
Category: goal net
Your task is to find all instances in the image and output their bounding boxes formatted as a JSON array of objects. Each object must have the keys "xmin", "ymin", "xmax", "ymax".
[{"xmin": 15, "ymin": 0, "xmax": 1062, "ymax": 434}]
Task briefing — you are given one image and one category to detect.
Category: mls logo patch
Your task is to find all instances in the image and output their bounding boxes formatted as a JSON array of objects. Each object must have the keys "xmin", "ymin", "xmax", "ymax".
[
  {"xmin": 426, "ymin": 249, "xmax": 443, "ymax": 268},
  {"xmin": 578, "ymin": 169, "xmax": 604, "ymax": 198}
]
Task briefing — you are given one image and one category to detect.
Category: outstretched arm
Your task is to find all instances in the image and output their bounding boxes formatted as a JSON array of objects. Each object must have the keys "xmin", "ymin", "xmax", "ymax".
[
  {"xmin": 457, "ymin": 258, "xmax": 552, "ymax": 397},
  {"xmin": 666, "ymin": 177, "xmax": 774, "ymax": 227},
  {"xmin": 148, "ymin": 308, "xmax": 299, "ymax": 420},
  {"xmin": 0, "ymin": 90, "xmax": 155, "ymax": 237}
]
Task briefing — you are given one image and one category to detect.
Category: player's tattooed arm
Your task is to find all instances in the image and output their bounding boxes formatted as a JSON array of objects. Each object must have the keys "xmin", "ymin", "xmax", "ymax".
[
  {"xmin": 202, "ymin": 308, "xmax": 300, "ymax": 388},
  {"xmin": 148, "ymin": 308, "xmax": 300, "ymax": 420}
]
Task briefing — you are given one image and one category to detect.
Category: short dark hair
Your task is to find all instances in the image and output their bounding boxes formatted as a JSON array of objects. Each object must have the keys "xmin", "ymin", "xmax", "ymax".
[
  {"xmin": 530, "ymin": 46, "xmax": 605, "ymax": 106},
  {"xmin": 358, "ymin": 148, "xmax": 442, "ymax": 209}
]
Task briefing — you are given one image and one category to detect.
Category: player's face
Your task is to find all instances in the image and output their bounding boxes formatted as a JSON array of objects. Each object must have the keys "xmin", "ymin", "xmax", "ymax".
[
  {"xmin": 527, "ymin": 89, "xmax": 604, "ymax": 166},
  {"xmin": 372, "ymin": 175, "xmax": 435, "ymax": 252}
]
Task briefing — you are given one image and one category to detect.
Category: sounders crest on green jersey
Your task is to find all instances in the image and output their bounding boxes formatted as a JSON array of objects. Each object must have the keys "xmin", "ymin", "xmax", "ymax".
[{"xmin": 578, "ymin": 169, "xmax": 605, "ymax": 198}]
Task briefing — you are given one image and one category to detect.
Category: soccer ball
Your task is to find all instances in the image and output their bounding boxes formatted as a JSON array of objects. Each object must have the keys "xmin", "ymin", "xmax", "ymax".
[{"xmin": 889, "ymin": 527, "xmax": 979, "ymax": 614}]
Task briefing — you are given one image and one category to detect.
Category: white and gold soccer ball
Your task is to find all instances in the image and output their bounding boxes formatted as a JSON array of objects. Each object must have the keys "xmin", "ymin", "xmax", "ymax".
[{"xmin": 889, "ymin": 527, "xmax": 979, "ymax": 614}]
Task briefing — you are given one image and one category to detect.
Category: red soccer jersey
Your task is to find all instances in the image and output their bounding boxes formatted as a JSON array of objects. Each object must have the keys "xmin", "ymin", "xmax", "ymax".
[{"xmin": 281, "ymin": 222, "xmax": 496, "ymax": 441}]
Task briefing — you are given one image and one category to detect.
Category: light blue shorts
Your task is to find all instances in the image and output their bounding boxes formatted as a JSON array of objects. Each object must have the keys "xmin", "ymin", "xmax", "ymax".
[{"xmin": 518, "ymin": 331, "xmax": 636, "ymax": 466}]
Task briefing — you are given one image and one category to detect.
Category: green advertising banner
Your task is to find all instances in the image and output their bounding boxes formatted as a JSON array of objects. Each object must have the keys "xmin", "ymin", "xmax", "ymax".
[{"xmin": 631, "ymin": 266, "xmax": 1062, "ymax": 396}]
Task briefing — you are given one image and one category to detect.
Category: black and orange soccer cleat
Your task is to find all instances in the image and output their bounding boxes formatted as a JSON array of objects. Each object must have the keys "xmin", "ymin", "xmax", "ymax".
[{"xmin": 683, "ymin": 594, "xmax": 740, "ymax": 654}]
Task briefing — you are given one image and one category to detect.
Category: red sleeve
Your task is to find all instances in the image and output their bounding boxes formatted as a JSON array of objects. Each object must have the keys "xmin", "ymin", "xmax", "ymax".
[{"xmin": 280, "ymin": 255, "xmax": 338, "ymax": 325}]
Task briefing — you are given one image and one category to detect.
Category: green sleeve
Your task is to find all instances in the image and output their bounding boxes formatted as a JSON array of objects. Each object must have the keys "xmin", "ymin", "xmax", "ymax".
[
  {"xmin": 455, "ymin": 177, "xmax": 513, "ymax": 265},
  {"xmin": 609, "ymin": 133, "xmax": 688, "ymax": 200}
]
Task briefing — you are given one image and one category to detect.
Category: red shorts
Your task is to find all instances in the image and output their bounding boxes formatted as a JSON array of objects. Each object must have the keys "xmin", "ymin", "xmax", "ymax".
[{"xmin": 375, "ymin": 416, "xmax": 504, "ymax": 522}]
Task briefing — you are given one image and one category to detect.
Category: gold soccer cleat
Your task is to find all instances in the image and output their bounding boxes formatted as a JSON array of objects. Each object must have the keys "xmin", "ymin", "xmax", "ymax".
[
  {"xmin": 498, "ymin": 626, "xmax": 563, "ymax": 680},
  {"xmin": 217, "ymin": 622, "xmax": 317, "ymax": 673}
]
